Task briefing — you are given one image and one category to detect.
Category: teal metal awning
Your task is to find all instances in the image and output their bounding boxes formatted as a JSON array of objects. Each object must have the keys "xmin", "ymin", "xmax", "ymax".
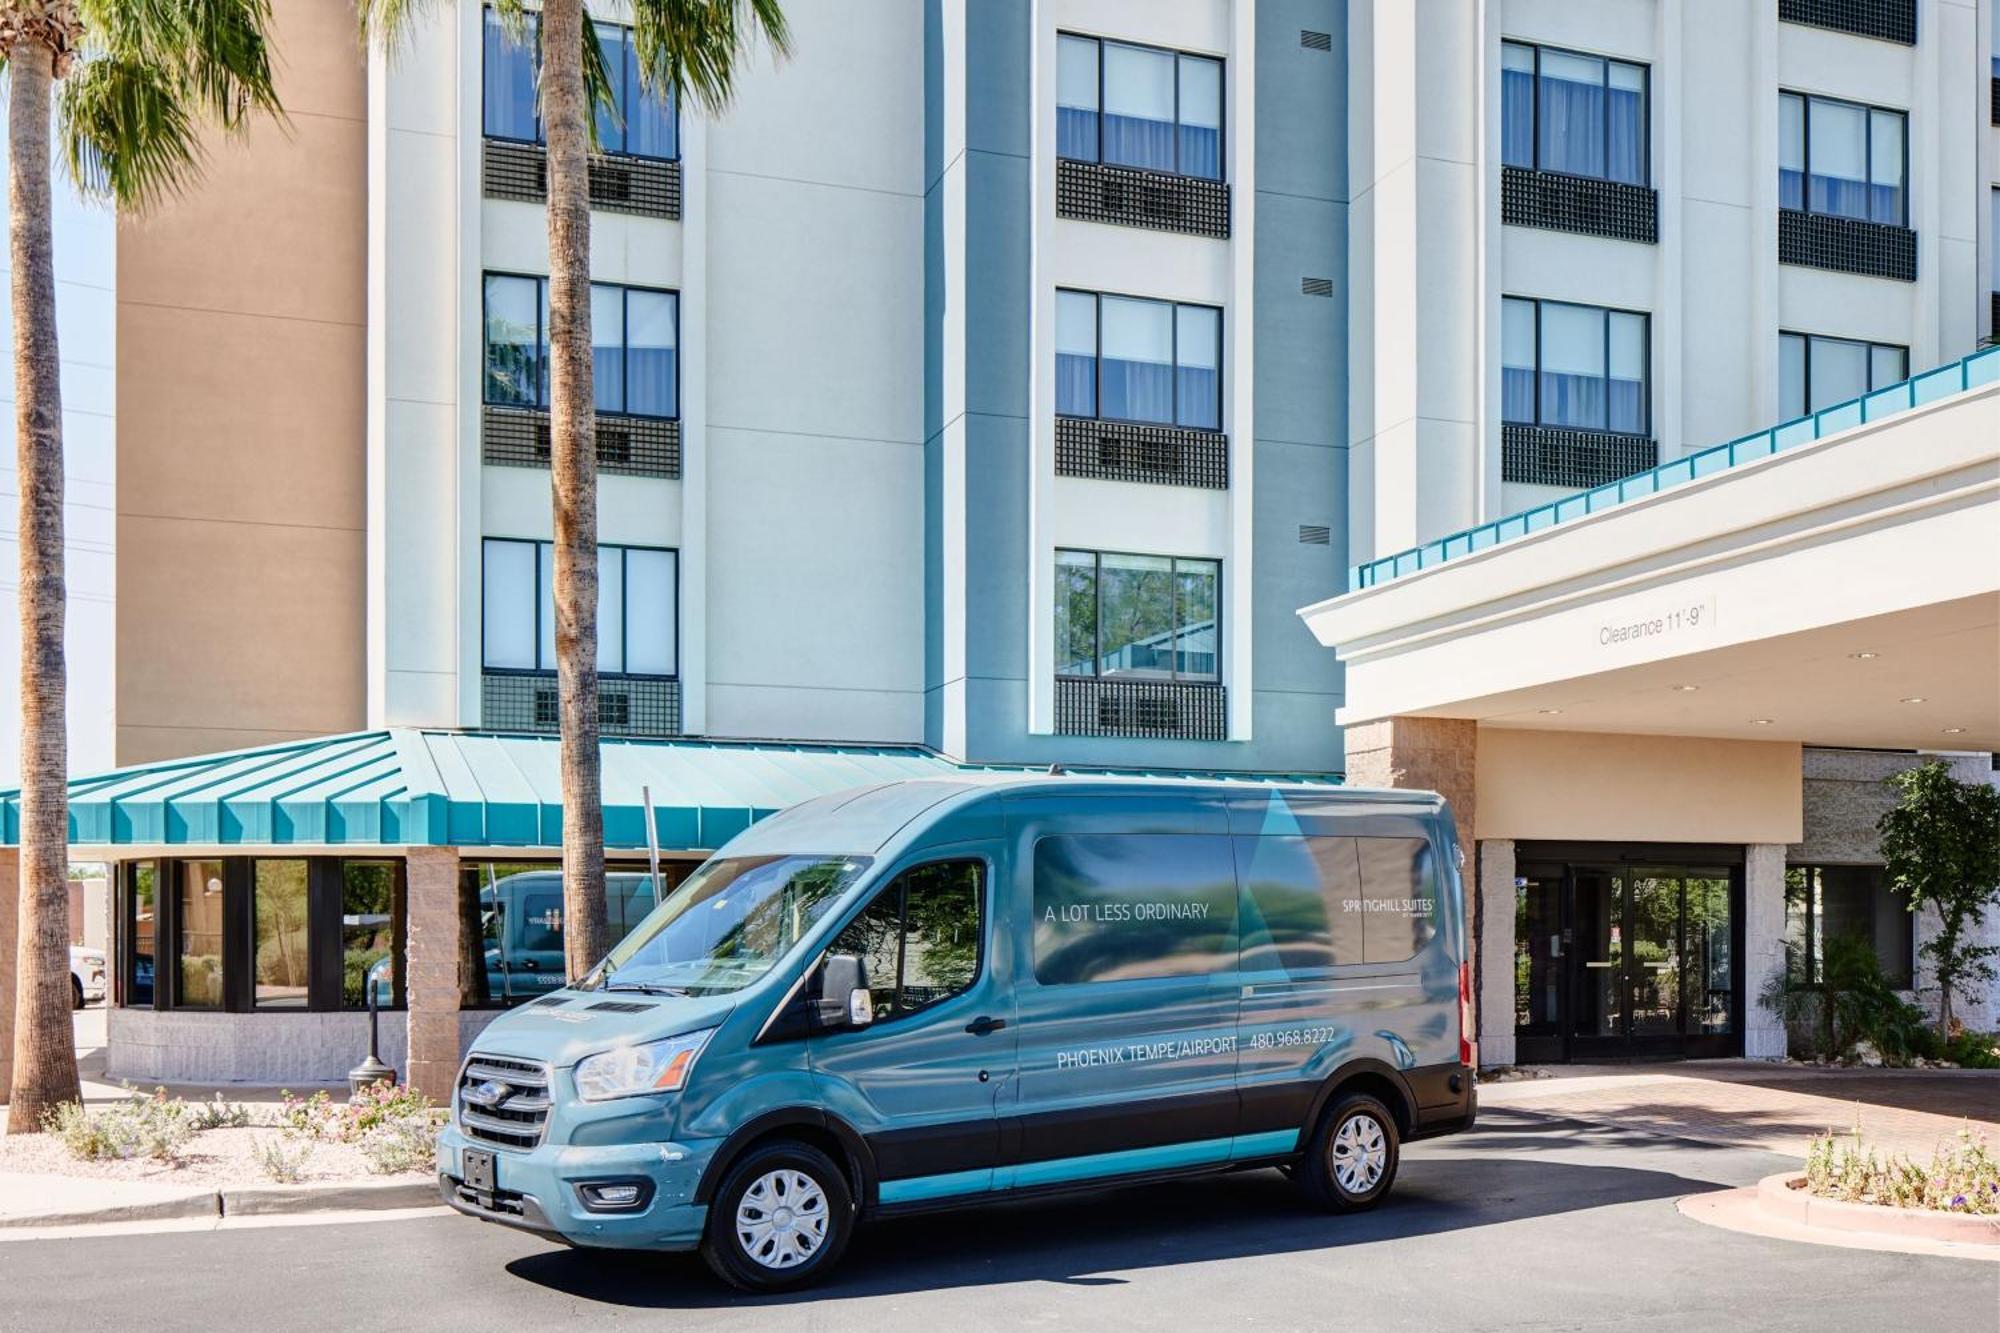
[{"xmin": 0, "ymin": 729, "xmax": 1338, "ymax": 853}]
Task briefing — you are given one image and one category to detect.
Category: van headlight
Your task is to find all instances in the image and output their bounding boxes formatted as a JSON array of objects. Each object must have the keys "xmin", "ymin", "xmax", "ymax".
[{"xmin": 574, "ymin": 1029, "xmax": 714, "ymax": 1102}]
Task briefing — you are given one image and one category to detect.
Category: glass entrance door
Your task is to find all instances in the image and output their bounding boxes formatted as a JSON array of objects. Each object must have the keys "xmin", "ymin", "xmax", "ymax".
[{"xmin": 1518, "ymin": 862, "xmax": 1740, "ymax": 1060}]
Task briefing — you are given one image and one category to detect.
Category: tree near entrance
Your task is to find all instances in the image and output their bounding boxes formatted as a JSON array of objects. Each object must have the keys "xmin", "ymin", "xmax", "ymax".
[
  {"xmin": 357, "ymin": 0, "xmax": 787, "ymax": 984},
  {"xmin": 1878, "ymin": 761, "xmax": 2000, "ymax": 1040},
  {"xmin": 1, "ymin": 0, "xmax": 284, "ymax": 1131}
]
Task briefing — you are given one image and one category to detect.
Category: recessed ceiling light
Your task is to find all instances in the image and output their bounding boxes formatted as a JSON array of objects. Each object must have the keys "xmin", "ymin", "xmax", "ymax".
[
  {"xmin": 1849, "ymin": 651, "xmax": 1879, "ymax": 660},
  {"xmin": 1749, "ymin": 718, "xmax": 1775, "ymax": 726},
  {"xmin": 1900, "ymin": 696, "xmax": 1926, "ymax": 705},
  {"xmin": 1538, "ymin": 708, "xmax": 1563, "ymax": 715},
  {"xmin": 1672, "ymin": 684, "xmax": 1699, "ymax": 693},
  {"xmin": 1942, "ymin": 727, "xmax": 1967, "ymax": 735}
]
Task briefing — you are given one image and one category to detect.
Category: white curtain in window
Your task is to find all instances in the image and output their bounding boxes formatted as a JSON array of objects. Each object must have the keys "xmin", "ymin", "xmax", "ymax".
[
  {"xmin": 1501, "ymin": 43, "xmax": 1534, "ymax": 167},
  {"xmin": 1056, "ymin": 290, "xmax": 1097, "ymax": 416},
  {"xmin": 1778, "ymin": 333, "xmax": 1806, "ymax": 420},
  {"xmin": 598, "ymin": 548, "xmax": 625, "ymax": 674},
  {"xmin": 1057, "ymin": 35, "xmax": 1099, "ymax": 160},
  {"xmin": 1103, "ymin": 43, "xmax": 1175, "ymax": 171},
  {"xmin": 1778, "ymin": 93, "xmax": 1805, "ymax": 210},
  {"xmin": 1808, "ymin": 336, "xmax": 1868, "ymax": 412},
  {"xmin": 482, "ymin": 539, "xmax": 537, "ymax": 670},
  {"xmin": 1501, "ymin": 297, "xmax": 1536, "ymax": 423},
  {"xmin": 625, "ymin": 548, "xmax": 678, "ymax": 675},
  {"xmin": 1539, "ymin": 301, "xmax": 1605, "ymax": 430},
  {"xmin": 1174, "ymin": 304, "xmax": 1220, "ymax": 429},
  {"xmin": 537, "ymin": 542, "xmax": 557, "ymax": 669},
  {"xmin": 1177, "ymin": 55, "xmax": 1223, "ymax": 179},
  {"xmin": 627, "ymin": 290, "xmax": 677, "ymax": 418},
  {"xmin": 592, "ymin": 284, "xmax": 625, "ymax": 414},
  {"xmin": 1537, "ymin": 50, "xmax": 1605, "ymax": 179},
  {"xmin": 1606, "ymin": 61, "xmax": 1644, "ymax": 184},
  {"xmin": 1100, "ymin": 295, "xmax": 1174, "ymax": 422},
  {"xmin": 1867, "ymin": 109, "xmax": 1903, "ymax": 224},
  {"xmin": 1807, "ymin": 99, "xmax": 1867, "ymax": 218},
  {"xmin": 1606, "ymin": 311, "xmax": 1645, "ymax": 434}
]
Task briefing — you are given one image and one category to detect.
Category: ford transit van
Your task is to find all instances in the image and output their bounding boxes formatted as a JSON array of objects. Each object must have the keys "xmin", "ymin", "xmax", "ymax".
[{"xmin": 437, "ymin": 777, "xmax": 1477, "ymax": 1290}]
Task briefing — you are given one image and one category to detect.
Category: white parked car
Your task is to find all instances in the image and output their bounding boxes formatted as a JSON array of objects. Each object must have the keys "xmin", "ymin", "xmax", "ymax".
[{"xmin": 70, "ymin": 946, "xmax": 107, "ymax": 1009}]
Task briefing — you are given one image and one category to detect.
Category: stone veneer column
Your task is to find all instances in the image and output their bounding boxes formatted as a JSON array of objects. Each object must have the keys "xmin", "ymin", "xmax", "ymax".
[
  {"xmin": 0, "ymin": 848, "xmax": 18, "ymax": 1103},
  {"xmin": 404, "ymin": 846, "xmax": 463, "ymax": 1100},
  {"xmin": 1744, "ymin": 843, "xmax": 1789, "ymax": 1060},
  {"xmin": 1476, "ymin": 839, "xmax": 1516, "ymax": 1068}
]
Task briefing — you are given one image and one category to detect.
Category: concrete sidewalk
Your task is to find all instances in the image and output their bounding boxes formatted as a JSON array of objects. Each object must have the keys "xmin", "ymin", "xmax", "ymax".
[{"xmin": 1483, "ymin": 1061, "xmax": 2000, "ymax": 1160}]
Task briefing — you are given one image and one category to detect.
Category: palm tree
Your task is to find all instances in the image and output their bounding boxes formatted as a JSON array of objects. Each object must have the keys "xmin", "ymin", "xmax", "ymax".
[
  {"xmin": 2, "ymin": 0, "xmax": 284, "ymax": 1131},
  {"xmin": 359, "ymin": 0, "xmax": 786, "ymax": 984}
]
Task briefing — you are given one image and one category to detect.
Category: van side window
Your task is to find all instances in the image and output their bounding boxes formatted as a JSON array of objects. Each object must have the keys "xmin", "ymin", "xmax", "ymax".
[
  {"xmin": 1237, "ymin": 835, "xmax": 1437, "ymax": 971},
  {"xmin": 829, "ymin": 860, "xmax": 984, "ymax": 1021},
  {"xmin": 1032, "ymin": 835, "xmax": 1238, "ymax": 985}
]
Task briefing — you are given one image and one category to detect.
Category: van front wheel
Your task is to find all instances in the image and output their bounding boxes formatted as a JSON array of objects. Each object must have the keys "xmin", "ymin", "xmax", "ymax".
[
  {"xmin": 701, "ymin": 1141, "xmax": 855, "ymax": 1292},
  {"xmin": 1297, "ymin": 1092, "xmax": 1399, "ymax": 1212}
]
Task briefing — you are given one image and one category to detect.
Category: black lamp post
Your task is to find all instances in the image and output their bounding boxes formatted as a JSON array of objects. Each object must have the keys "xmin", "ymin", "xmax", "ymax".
[{"xmin": 348, "ymin": 976, "xmax": 397, "ymax": 1100}]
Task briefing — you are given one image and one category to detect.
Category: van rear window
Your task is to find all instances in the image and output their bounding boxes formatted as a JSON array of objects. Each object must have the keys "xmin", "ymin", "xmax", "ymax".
[
  {"xmin": 1237, "ymin": 835, "xmax": 1438, "ymax": 970},
  {"xmin": 1032, "ymin": 835, "xmax": 1238, "ymax": 985}
]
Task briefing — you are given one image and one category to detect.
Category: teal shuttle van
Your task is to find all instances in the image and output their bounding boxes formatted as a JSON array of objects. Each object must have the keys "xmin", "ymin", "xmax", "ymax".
[{"xmin": 437, "ymin": 777, "xmax": 1477, "ymax": 1290}]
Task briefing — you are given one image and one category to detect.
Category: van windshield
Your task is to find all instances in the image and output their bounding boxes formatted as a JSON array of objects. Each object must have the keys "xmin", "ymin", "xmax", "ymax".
[{"xmin": 584, "ymin": 855, "xmax": 872, "ymax": 996}]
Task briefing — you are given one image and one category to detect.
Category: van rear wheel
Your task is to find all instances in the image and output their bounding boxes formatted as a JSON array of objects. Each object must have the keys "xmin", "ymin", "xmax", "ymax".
[
  {"xmin": 1297, "ymin": 1092, "xmax": 1399, "ymax": 1212},
  {"xmin": 701, "ymin": 1141, "xmax": 854, "ymax": 1292}
]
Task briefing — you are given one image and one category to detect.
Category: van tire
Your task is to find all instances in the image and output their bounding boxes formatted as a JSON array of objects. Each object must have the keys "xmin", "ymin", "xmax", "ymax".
[
  {"xmin": 1296, "ymin": 1092, "xmax": 1399, "ymax": 1212},
  {"xmin": 71, "ymin": 976, "xmax": 84, "ymax": 1011},
  {"xmin": 700, "ymin": 1140, "xmax": 855, "ymax": 1292}
]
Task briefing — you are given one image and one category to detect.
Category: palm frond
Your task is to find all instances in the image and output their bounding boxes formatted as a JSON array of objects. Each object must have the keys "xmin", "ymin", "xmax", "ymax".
[
  {"xmin": 57, "ymin": 54, "xmax": 204, "ymax": 211},
  {"xmin": 628, "ymin": 0, "xmax": 791, "ymax": 117}
]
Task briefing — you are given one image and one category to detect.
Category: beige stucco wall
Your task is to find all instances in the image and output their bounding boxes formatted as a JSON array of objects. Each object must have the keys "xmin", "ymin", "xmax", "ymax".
[
  {"xmin": 114, "ymin": 0, "xmax": 368, "ymax": 764},
  {"xmin": 1473, "ymin": 728, "xmax": 1803, "ymax": 845}
]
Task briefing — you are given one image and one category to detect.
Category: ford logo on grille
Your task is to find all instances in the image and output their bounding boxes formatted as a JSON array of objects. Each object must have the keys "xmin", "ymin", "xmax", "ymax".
[{"xmin": 462, "ymin": 1078, "xmax": 511, "ymax": 1108}]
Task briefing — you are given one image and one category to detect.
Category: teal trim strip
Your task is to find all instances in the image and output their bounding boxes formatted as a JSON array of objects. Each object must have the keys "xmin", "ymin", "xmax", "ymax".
[
  {"xmin": 1349, "ymin": 342, "xmax": 2000, "ymax": 591},
  {"xmin": 877, "ymin": 1167, "xmax": 994, "ymax": 1205},
  {"xmin": 997, "ymin": 1135, "xmax": 1238, "ymax": 1191},
  {"xmin": 1231, "ymin": 1128, "xmax": 1301, "ymax": 1159}
]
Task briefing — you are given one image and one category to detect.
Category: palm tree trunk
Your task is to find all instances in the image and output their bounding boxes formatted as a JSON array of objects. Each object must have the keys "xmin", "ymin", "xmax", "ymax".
[
  {"xmin": 540, "ymin": 0, "xmax": 609, "ymax": 981},
  {"xmin": 7, "ymin": 39, "xmax": 81, "ymax": 1131}
]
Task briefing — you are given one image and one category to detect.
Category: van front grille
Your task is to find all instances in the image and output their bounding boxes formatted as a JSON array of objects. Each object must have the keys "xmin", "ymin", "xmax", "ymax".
[{"xmin": 457, "ymin": 1054, "xmax": 552, "ymax": 1150}]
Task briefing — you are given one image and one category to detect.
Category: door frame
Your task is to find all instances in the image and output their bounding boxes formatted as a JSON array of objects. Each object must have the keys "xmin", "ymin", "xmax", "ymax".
[{"xmin": 1513, "ymin": 844, "xmax": 1745, "ymax": 1062}]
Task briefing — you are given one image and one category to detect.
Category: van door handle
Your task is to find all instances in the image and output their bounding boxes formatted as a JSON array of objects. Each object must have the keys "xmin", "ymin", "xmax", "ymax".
[{"xmin": 965, "ymin": 1016, "xmax": 1007, "ymax": 1036}]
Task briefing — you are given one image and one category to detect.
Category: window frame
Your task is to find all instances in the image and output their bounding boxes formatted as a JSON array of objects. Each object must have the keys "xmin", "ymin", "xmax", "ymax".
[
  {"xmin": 481, "ymin": 7, "xmax": 680, "ymax": 163},
  {"xmin": 480, "ymin": 537, "xmax": 681, "ymax": 680},
  {"xmin": 1500, "ymin": 39, "xmax": 1651, "ymax": 187},
  {"xmin": 1055, "ymin": 31, "xmax": 1226, "ymax": 181},
  {"xmin": 822, "ymin": 856, "xmax": 989, "ymax": 1025},
  {"xmin": 1054, "ymin": 287, "xmax": 1225, "ymax": 430},
  {"xmin": 1055, "ymin": 547, "xmax": 1223, "ymax": 684},
  {"xmin": 481, "ymin": 271, "xmax": 682, "ymax": 420},
  {"xmin": 1501, "ymin": 294, "xmax": 1653, "ymax": 436},
  {"xmin": 1777, "ymin": 330, "xmax": 1909, "ymax": 420},
  {"xmin": 1779, "ymin": 89, "xmax": 1909, "ymax": 227}
]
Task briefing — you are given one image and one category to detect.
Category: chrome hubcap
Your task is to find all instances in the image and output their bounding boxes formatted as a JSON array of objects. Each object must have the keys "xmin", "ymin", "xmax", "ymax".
[
  {"xmin": 735, "ymin": 1169, "xmax": 829, "ymax": 1270},
  {"xmin": 1331, "ymin": 1113, "xmax": 1388, "ymax": 1195}
]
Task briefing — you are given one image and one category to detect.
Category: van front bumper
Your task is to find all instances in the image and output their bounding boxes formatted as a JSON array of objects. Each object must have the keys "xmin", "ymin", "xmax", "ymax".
[{"xmin": 437, "ymin": 1125, "xmax": 718, "ymax": 1251}]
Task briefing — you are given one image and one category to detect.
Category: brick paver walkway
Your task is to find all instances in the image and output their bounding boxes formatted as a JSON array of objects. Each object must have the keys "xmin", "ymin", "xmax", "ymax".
[{"xmin": 1481, "ymin": 1061, "xmax": 2000, "ymax": 1160}]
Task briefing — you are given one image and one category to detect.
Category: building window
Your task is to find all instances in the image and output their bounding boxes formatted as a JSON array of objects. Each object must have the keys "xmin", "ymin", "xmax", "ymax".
[
  {"xmin": 1778, "ymin": 332, "xmax": 1907, "ymax": 420},
  {"xmin": 484, "ymin": 9, "xmax": 677, "ymax": 161},
  {"xmin": 482, "ymin": 538, "xmax": 679, "ymax": 679},
  {"xmin": 1779, "ymin": 92, "xmax": 1905, "ymax": 226},
  {"xmin": 1785, "ymin": 865, "xmax": 1913, "ymax": 989},
  {"xmin": 1055, "ymin": 549, "xmax": 1219, "ymax": 682},
  {"xmin": 176, "ymin": 860, "xmax": 225, "ymax": 1009},
  {"xmin": 1502, "ymin": 296, "xmax": 1649, "ymax": 435},
  {"xmin": 344, "ymin": 862, "xmax": 405, "ymax": 1010},
  {"xmin": 252, "ymin": 859, "xmax": 310, "ymax": 1009},
  {"xmin": 483, "ymin": 274, "xmax": 679, "ymax": 419},
  {"xmin": 1057, "ymin": 33, "xmax": 1223, "ymax": 180},
  {"xmin": 1056, "ymin": 290, "xmax": 1221, "ymax": 430},
  {"xmin": 125, "ymin": 861, "xmax": 157, "ymax": 1006},
  {"xmin": 1501, "ymin": 41, "xmax": 1647, "ymax": 185},
  {"xmin": 458, "ymin": 862, "xmax": 684, "ymax": 1007}
]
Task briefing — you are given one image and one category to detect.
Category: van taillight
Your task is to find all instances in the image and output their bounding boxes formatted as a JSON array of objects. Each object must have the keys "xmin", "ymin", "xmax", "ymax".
[{"xmin": 1458, "ymin": 962, "xmax": 1476, "ymax": 1068}]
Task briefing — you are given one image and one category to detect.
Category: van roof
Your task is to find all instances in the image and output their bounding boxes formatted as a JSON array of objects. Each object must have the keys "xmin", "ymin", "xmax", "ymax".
[{"xmin": 714, "ymin": 774, "xmax": 1441, "ymax": 857}]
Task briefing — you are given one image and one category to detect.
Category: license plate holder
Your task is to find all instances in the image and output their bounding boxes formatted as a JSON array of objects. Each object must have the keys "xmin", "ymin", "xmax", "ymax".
[{"xmin": 462, "ymin": 1147, "xmax": 497, "ymax": 1193}]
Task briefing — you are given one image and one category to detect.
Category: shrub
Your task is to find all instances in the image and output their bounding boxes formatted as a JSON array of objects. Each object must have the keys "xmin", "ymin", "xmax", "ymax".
[
  {"xmin": 188, "ymin": 1093, "xmax": 252, "ymax": 1131},
  {"xmin": 1805, "ymin": 1127, "xmax": 2000, "ymax": 1214},
  {"xmin": 1943, "ymin": 1030, "xmax": 2000, "ymax": 1070},
  {"xmin": 255, "ymin": 1133, "xmax": 315, "ymax": 1184},
  {"xmin": 1764, "ymin": 934, "xmax": 1932, "ymax": 1064},
  {"xmin": 276, "ymin": 1090, "xmax": 343, "ymax": 1141},
  {"xmin": 43, "ymin": 1090, "xmax": 194, "ymax": 1163},
  {"xmin": 345, "ymin": 1081, "xmax": 435, "ymax": 1137},
  {"xmin": 358, "ymin": 1117, "xmax": 438, "ymax": 1175},
  {"xmin": 42, "ymin": 1101, "xmax": 129, "ymax": 1161}
]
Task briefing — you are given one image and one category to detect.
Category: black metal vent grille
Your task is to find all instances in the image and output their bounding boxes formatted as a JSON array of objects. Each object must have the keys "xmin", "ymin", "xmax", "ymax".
[
  {"xmin": 1298, "ymin": 524, "xmax": 1332, "ymax": 546},
  {"xmin": 1991, "ymin": 75, "xmax": 1998, "ymax": 126},
  {"xmin": 482, "ymin": 672, "xmax": 682, "ymax": 738},
  {"xmin": 482, "ymin": 405, "xmax": 681, "ymax": 480},
  {"xmin": 482, "ymin": 139, "xmax": 683, "ymax": 220},
  {"xmin": 1778, "ymin": 208, "xmax": 1916, "ymax": 282},
  {"xmin": 457, "ymin": 1054, "xmax": 551, "ymax": 1150},
  {"xmin": 1054, "ymin": 677, "xmax": 1226, "ymax": 741},
  {"xmin": 1057, "ymin": 158, "xmax": 1229, "ymax": 239},
  {"xmin": 1502, "ymin": 167, "xmax": 1658, "ymax": 244},
  {"xmin": 1502, "ymin": 424, "xmax": 1658, "ymax": 489},
  {"xmin": 1300, "ymin": 276, "xmax": 1334, "ymax": 297},
  {"xmin": 1054, "ymin": 416, "xmax": 1228, "ymax": 489},
  {"xmin": 1300, "ymin": 29, "xmax": 1332, "ymax": 50},
  {"xmin": 1777, "ymin": 0, "xmax": 1915, "ymax": 44}
]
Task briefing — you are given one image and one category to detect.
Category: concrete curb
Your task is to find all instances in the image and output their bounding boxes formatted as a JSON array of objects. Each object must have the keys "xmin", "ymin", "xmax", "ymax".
[
  {"xmin": 1756, "ymin": 1172, "xmax": 2000, "ymax": 1246},
  {"xmin": 0, "ymin": 1177, "xmax": 438, "ymax": 1230}
]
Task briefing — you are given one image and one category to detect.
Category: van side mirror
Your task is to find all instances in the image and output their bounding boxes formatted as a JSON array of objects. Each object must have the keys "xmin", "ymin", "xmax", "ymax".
[{"xmin": 817, "ymin": 954, "xmax": 873, "ymax": 1030}]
